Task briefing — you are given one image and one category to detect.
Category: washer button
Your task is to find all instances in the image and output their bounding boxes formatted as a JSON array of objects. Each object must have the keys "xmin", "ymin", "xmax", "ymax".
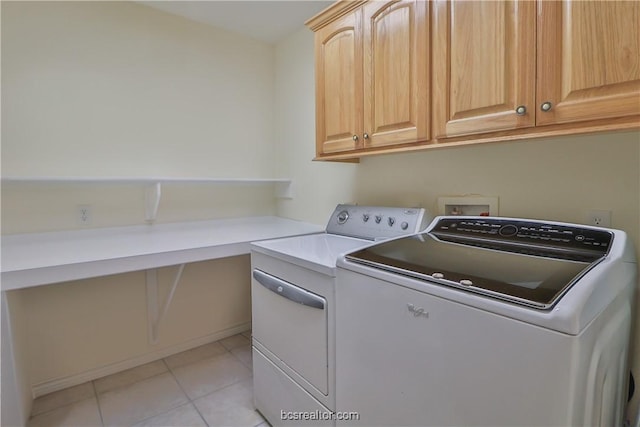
[
  {"xmin": 401, "ymin": 221, "xmax": 409, "ymax": 230},
  {"xmin": 375, "ymin": 215, "xmax": 383, "ymax": 224},
  {"xmin": 432, "ymin": 272, "xmax": 444, "ymax": 279},
  {"xmin": 388, "ymin": 217, "xmax": 395, "ymax": 227}
]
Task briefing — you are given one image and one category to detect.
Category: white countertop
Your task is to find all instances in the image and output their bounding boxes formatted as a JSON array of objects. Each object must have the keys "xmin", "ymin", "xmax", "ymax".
[
  {"xmin": 251, "ymin": 234, "xmax": 373, "ymax": 276},
  {"xmin": 1, "ymin": 216, "xmax": 324, "ymax": 290}
]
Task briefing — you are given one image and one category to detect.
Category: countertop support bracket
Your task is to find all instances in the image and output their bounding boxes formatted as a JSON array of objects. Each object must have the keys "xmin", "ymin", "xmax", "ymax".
[
  {"xmin": 275, "ymin": 181, "xmax": 294, "ymax": 199},
  {"xmin": 145, "ymin": 183, "xmax": 162, "ymax": 223},
  {"xmin": 146, "ymin": 263, "xmax": 186, "ymax": 345}
]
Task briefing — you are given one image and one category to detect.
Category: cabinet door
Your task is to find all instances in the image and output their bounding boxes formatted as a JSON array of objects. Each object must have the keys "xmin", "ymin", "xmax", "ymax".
[
  {"xmin": 362, "ymin": 0, "xmax": 429, "ymax": 148},
  {"xmin": 314, "ymin": 10, "xmax": 363, "ymax": 155},
  {"xmin": 432, "ymin": 0, "xmax": 536, "ymax": 138},
  {"xmin": 537, "ymin": 1, "xmax": 640, "ymax": 126}
]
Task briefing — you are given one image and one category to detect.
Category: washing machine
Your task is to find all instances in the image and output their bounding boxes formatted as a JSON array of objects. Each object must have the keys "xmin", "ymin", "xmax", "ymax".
[{"xmin": 336, "ymin": 216, "xmax": 638, "ymax": 426}]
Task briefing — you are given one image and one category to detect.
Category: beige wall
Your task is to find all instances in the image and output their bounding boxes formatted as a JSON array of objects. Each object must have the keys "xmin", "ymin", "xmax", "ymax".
[
  {"xmin": 0, "ymin": 184, "xmax": 278, "ymax": 234},
  {"xmin": 13, "ymin": 256, "xmax": 251, "ymax": 390},
  {"xmin": 1, "ymin": 0, "xmax": 276, "ymax": 407},
  {"xmin": 354, "ymin": 133, "xmax": 639, "ymax": 243},
  {"xmin": 2, "ymin": 1, "xmax": 275, "ymax": 179},
  {"xmin": 2, "ymin": 0, "xmax": 280, "ymax": 233},
  {"xmin": 275, "ymin": 27, "xmax": 640, "ymax": 422},
  {"xmin": 274, "ymin": 26, "xmax": 359, "ymax": 225}
]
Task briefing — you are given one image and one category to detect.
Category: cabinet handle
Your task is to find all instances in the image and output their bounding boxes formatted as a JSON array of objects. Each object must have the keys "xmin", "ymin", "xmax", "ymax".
[
  {"xmin": 352, "ymin": 135, "xmax": 359, "ymax": 142},
  {"xmin": 540, "ymin": 101, "xmax": 553, "ymax": 112},
  {"xmin": 515, "ymin": 105, "xmax": 527, "ymax": 115},
  {"xmin": 363, "ymin": 133, "xmax": 369, "ymax": 139}
]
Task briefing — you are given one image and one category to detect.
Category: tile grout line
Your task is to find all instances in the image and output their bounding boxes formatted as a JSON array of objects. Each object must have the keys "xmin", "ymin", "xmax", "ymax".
[
  {"xmin": 164, "ymin": 334, "xmax": 254, "ymax": 425},
  {"xmin": 189, "ymin": 398, "xmax": 211, "ymax": 427},
  {"xmin": 186, "ymin": 372, "xmax": 252, "ymax": 403},
  {"xmin": 228, "ymin": 345, "xmax": 253, "ymax": 370},
  {"xmin": 175, "ymin": 350, "xmax": 258, "ymax": 426},
  {"xmin": 188, "ymin": 378, "xmax": 261, "ymax": 427},
  {"xmin": 28, "ymin": 388, "xmax": 99, "ymax": 422},
  {"xmin": 95, "ymin": 366, "xmax": 169, "ymax": 396},
  {"xmin": 30, "ymin": 334, "xmax": 254, "ymax": 427},
  {"xmin": 162, "ymin": 357, "xmax": 211, "ymax": 427},
  {"xmin": 95, "ymin": 362, "xmax": 184, "ymax": 427},
  {"xmin": 128, "ymin": 400, "xmax": 201, "ymax": 427}
]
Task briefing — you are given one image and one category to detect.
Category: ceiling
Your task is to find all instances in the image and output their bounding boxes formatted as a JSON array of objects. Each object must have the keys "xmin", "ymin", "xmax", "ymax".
[{"xmin": 138, "ymin": 1, "xmax": 334, "ymax": 44}]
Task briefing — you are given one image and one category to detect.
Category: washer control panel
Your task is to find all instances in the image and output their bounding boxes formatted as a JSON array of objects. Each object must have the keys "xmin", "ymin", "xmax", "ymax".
[
  {"xmin": 430, "ymin": 217, "xmax": 613, "ymax": 256},
  {"xmin": 326, "ymin": 204, "xmax": 431, "ymax": 240}
]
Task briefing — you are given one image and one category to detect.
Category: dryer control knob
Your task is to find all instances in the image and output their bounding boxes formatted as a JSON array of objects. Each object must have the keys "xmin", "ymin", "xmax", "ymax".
[{"xmin": 337, "ymin": 210, "xmax": 349, "ymax": 224}]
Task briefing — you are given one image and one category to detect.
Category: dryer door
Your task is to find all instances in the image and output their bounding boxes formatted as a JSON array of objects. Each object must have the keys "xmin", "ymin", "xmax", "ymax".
[{"xmin": 252, "ymin": 268, "xmax": 328, "ymax": 395}]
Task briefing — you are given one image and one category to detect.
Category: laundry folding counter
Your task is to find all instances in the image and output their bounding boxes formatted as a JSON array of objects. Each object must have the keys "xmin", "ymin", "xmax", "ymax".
[{"xmin": 0, "ymin": 215, "xmax": 322, "ymax": 421}]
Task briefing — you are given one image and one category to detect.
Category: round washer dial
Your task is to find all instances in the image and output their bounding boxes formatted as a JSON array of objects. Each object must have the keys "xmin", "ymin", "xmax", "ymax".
[{"xmin": 499, "ymin": 224, "xmax": 518, "ymax": 237}]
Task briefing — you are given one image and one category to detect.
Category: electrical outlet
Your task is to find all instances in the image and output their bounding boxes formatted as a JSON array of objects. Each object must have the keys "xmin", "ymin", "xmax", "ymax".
[
  {"xmin": 77, "ymin": 204, "xmax": 92, "ymax": 226},
  {"xmin": 585, "ymin": 209, "xmax": 611, "ymax": 227}
]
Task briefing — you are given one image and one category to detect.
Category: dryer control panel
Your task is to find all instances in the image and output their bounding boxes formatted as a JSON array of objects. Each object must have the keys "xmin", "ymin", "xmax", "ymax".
[{"xmin": 326, "ymin": 204, "xmax": 431, "ymax": 240}]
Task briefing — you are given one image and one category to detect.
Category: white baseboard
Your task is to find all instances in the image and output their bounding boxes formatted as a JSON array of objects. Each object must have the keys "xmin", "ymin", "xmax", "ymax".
[{"xmin": 31, "ymin": 322, "xmax": 251, "ymax": 398}]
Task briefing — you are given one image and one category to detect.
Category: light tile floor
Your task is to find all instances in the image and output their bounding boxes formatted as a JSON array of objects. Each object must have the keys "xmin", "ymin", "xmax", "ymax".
[{"xmin": 28, "ymin": 331, "xmax": 269, "ymax": 427}]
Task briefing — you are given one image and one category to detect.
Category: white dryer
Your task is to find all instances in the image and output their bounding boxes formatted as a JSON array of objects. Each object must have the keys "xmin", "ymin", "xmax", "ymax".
[
  {"xmin": 336, "ymin": 216, "xmax": 638, "ymax": 426},
  {"xmin": 250, "ymin": 205, "xmax": 430, "ymax": 426}
]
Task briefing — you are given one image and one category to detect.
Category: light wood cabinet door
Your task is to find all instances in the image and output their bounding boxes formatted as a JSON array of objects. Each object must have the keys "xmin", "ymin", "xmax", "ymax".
[
  {"xmin": 314, "ymin": 10, "xmax": 363, "ymax": 154},
  {"xmin": 362, "ymin": 0, "xmax": 429, "ymax": 149},
  {"xmin": 537, "ymin": 1, "xmax": 640, "ymax": 126},
  {"xmin": 432, "ymin": 0, "xmax": 536, "ymax": 138}
]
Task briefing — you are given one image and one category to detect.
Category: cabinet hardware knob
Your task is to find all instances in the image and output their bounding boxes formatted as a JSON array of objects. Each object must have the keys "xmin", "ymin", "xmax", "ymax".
[
  {"xmin": 515, "ymin": 105, "xmax": 527, "ymax": 115},
  {"xmin": 363, "ymin": 133, "xmax": 369, "ymax": 139},
  {"xmin": 352, "ymin": 135, "xmax": 359, "ymax": 141},
  {"xmin": 540, "ymin": 101, "xmax": 553, "ymax": 112}
]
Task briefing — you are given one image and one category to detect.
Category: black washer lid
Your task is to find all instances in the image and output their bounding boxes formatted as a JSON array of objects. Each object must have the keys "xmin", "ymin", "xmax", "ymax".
[{"xmin": 345, "ymin": 217, "xmax": 612, "ymax": 309}]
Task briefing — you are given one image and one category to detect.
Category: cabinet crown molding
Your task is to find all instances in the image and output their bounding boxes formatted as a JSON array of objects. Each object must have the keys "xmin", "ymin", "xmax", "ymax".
[{"xmin": 305, "ymin": 0, "xmax": 367, "ymax": 31}]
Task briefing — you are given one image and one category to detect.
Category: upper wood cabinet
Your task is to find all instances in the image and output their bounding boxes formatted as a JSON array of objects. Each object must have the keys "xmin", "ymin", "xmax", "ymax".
[
  {"xmin": 313, "ymin": 9, "xmax": 363, "ymax": 154},
  {"xmin": 308, "ymin": 0, "xmax": 429, "ymax": 157},
  {"xmin": 362, "ymin": 0, "xmax": 429, "ymax": 150},
  {"xmin": 308, "ymin": 0, "xmax": 638, "ymax": 160},
  {"xmin": 433, "ymin": 0, "xmax": 640, "ymax": 139},
  {"xmin": 432, "ymin": 1, "xmax": 536, "ymax": 138},
  {"xmin": 537, "ymin": 1, "xmax": 640, "ymax": 126}
]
